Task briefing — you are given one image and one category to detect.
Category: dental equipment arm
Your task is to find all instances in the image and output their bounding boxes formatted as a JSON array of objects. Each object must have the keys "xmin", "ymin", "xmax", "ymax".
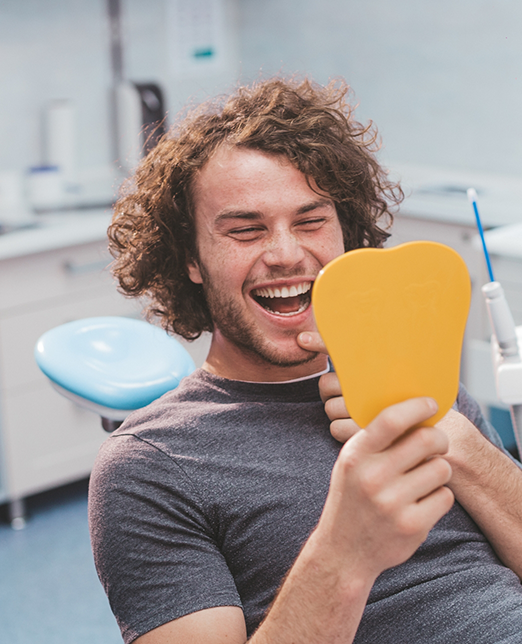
[
  {"xmin": 467, "ymin": 188, "xmax": 522, "ymax": 456},
  {"xmin": 481, "ymin": 281, "xmax": 522, "ymax": 456}
]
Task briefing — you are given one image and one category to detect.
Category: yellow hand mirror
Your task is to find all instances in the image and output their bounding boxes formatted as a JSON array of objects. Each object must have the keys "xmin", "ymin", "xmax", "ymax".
[{"xmin": 312, "ymin": 241, "xmax": 471, "ymax": 427}]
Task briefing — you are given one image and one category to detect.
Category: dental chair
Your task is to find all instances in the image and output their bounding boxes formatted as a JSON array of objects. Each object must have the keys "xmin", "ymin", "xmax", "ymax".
[{"xmin": 35, "ymin": 316, "xmax": 195, "ymax": 432}]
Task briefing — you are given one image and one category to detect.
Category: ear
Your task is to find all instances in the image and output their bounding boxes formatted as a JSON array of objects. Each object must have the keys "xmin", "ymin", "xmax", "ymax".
[{"xmin": 187, "ymin": 258, "xmax": 203, "ymax": 284}]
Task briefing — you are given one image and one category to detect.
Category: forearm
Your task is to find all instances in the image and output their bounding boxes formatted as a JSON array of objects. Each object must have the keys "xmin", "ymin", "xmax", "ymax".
[
  {"xmin": 443, "ymin": 413, "xmax": 522, "ymax": 577},
  {"xmin": 251, "ymin": 527, "xmax": 375, "ymax": 644}
]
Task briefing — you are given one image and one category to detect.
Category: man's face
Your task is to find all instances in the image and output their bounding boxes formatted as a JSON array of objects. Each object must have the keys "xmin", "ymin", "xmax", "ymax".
[{"xmin": 188, "ymin": 146, "xmax": 345, "ymax": 380}]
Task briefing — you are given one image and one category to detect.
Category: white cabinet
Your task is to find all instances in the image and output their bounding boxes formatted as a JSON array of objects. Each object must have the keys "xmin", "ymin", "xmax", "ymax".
[{"xmin": 0, "ymin": 238, "xmax": 142, "ymax": 519}]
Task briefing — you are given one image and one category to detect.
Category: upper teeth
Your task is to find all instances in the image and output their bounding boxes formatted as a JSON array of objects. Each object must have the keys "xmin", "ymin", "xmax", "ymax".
[{"xmin": 252, "ymin": 282, "xmax": 312, "ymax": 299}]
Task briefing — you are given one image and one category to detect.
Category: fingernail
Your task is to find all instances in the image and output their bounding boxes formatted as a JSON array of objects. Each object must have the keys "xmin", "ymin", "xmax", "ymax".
[
  {"xmin": 299, "ymin": 332, "xmax": 312, "ymax": 345},
  {"xmin": 427, "ymin": 398, "xmax": 438, "ymax": 413}
]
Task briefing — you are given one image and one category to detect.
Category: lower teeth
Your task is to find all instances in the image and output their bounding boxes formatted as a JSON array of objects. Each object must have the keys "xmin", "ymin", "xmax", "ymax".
[
  {"xmin": 254, "ymin": 291, "xmax": 312, "ymax": 316},
  {"xmin": 266, "ymin": 300, "xmax": 309, "ymax": 317}
]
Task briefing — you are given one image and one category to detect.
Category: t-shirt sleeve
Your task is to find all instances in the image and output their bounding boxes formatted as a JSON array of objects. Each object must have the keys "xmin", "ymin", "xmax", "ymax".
[
  {"xmin": 454, "ymin": 383, "xmax": 522, "ymax": 468},
  {"xmin": 88, "ymin": 434, "xmax": 243, "ymax": 644}
]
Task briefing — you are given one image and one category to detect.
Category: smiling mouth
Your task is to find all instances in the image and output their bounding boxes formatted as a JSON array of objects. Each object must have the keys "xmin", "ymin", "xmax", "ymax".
[{"xmin": 251, "ymin": 282, "xmax": 312, "ymax": 317}]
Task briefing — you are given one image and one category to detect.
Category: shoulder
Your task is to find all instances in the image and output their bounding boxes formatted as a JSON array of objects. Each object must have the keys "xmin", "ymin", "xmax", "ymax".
[
  {"xmin": 90, "ymin": 368, "xmax": 244, "ymax": 494},
  {"xmin": 112, "ymin": 368, "xmax": 224, "ymax": 438}
]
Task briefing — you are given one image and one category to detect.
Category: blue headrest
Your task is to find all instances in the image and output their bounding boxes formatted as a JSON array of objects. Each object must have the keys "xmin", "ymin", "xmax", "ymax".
[{"xmin": 35, "ymin": 317, "xmax": 196, "ymax": 411}]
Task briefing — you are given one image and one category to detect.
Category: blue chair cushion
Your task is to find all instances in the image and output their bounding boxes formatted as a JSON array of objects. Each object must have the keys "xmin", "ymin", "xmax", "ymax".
[{"xmin": 35, "ymin": 317, "xmax": 196, "ymax": 411}]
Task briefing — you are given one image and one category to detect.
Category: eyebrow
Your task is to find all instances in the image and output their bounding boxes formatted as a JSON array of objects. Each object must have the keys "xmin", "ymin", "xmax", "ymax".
[
  {"xmin": 296, "ymin": 198, "xmax": 333, "ymax": 214},
  {"xmin": 214, "ymin": 198, "xmax": 334, "ymax": 224}
]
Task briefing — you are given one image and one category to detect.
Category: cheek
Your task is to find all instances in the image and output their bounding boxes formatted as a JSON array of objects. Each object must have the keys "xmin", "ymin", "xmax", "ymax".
[
  {"xmin": 201, "ymin": 246, "xmax": 257, "ymax": 289},
  {"xmin": 316, "ymin": 232, "xmax": 345, "ymax": 264},
  {"xmin": 311, "ymin": 217, "xmax": 345, "ymax": 260},
  {"xmin": 221, "ymin": 244, "xmax": 261, "ymax": 273}
]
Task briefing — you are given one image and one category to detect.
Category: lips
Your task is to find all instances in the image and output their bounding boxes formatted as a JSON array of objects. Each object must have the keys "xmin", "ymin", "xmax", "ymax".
[{"xmin": 251, "ymin": 281, "xmax": 312, "ymax": 316}]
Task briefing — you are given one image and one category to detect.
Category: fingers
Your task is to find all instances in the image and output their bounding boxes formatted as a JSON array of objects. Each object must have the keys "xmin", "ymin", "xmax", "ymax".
[
  {"xmin": 297, "ymin": 331, "xmax": 328, "ymax": 354},
  {"xmin": 361, "ymin": 397, "xmax": 439, "ymax": 454},
  {"xmin": 371, "ymin": 458, "xmax": 453, "ymax": 539},
  {"xmin": 386, "ymin": 425, "xmax": 449, "ymax": 475},
  {"xmin": 319, "ymin": 372, "xmax": 342, "ymax": 403},
  {"xmin": 339, "ymin": 425, "xmax": 451, "ymax": 507},
  {"xmin": 319, "ymin": 369, "xmax": 440, "ymax": 465},
  {"xmin": 318, "ymin": 372, "xmax": 361, "ymax": 444},
  {"xmin": 404, "ymin": 484, "xmax": 455, "ymax": 532},
  {"xmin": 399, "ymin": 455, "xmax": 452, "ymax": 503},
  {"xmin": 330, "ymin": 418, "xmax": 360, "ymax": 443},
  {"xmin": 324, "ymin": 394, "xmax": 349, "ymax": 420}
]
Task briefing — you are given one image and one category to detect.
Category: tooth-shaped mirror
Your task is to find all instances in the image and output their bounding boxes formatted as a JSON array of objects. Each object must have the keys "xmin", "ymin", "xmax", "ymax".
[{"xmin": 312, "ymin": 241, "xmax": 471, "ymax": 427}]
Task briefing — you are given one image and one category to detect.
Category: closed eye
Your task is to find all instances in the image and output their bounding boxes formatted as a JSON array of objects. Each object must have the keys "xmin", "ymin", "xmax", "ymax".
[
  {"xmin": 296, "ymin": 217, "xmax": 328, "ymax": 230},
  {"xmin": 227, "ymin": 226, "xmax": 265, "ymax": 241}
]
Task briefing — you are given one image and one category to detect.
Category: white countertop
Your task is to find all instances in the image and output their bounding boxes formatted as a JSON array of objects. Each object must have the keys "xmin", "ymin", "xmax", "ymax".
[
  {"xmin": 0, "ymin": 208, "xmax": 113, "ymax": 261},
  {"xmin": 391, "ymin": 163, "xmax": 522, "ymax": 228},
  {"xmin": 0, "ymin": 164, "xmax": 122, "ymax": 260}
]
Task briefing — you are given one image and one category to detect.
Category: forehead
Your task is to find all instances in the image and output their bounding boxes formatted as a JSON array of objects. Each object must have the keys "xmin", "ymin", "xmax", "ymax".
[{"xmin": 191, "ymin": 146, "xmax": 328, "ymax": 223}]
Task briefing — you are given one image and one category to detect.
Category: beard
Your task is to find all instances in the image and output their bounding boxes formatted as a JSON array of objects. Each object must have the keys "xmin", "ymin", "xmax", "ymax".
[{"xmin": 199, "ymin": 265, "xmax": 318, "ymax": 369}]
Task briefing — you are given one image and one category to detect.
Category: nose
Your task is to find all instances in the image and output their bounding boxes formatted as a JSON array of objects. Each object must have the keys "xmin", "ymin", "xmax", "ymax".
[{"xmin": 262, "ymin": 228, "xmax": 306, "ymax": 269}]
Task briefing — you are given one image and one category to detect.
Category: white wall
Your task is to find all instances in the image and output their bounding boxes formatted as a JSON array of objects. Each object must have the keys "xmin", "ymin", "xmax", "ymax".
[
  {"xmin": 238, "ymin": 0, "xmax": 522, "ymax": 176},
  {"xmin": 123, "ymin": 0, "xmax": 240, "ymax": 116},
  {"xmin": 0, "ymin": 0, "xmax": 239, "ymax": 179},
  {"xmin": 1, "ymin": 1, "xmax": 520, "ymax": 180},
  {"xmin": 0, "ymin": 0, "xmax": 110, "ymax": 173}
]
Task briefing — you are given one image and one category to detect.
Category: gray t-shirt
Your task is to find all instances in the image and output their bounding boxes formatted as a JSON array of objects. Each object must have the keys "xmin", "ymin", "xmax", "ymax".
[{"xmin": 88, "ymin": 369, "xmax": 522, "ymax": 643}]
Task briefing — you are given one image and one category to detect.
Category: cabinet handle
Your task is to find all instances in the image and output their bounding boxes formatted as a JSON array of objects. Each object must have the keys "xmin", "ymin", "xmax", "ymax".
[{"xmin": 62, "ymin": 259, "xmax": 111, "ymax": 276}]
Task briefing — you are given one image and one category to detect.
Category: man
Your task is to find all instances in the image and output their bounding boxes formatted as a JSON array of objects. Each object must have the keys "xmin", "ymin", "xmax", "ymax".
[{"xmin": 89, "ymin": 77, "xmax": 522, "ymax": 643}]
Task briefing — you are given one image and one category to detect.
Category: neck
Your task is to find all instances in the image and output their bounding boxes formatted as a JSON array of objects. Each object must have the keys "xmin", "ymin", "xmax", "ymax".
[{"xmin": 202, "ymin": 333, "xmax": 328, "ymax": 382}]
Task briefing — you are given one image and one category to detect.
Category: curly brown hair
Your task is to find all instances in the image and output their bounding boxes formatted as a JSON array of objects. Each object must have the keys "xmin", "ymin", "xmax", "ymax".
[{"xmin": 108, "ymin": 76, "xmax": 403, "ymax": 339}]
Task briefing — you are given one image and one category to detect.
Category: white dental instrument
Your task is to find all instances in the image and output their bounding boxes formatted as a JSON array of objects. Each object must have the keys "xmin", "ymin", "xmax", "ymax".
[{"xmin": 468, "ymin": 188, "xmax": 522, "ymax": 455}]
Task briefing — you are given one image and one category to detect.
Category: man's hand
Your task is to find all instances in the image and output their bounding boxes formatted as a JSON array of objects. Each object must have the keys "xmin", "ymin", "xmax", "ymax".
[
  {"xmin": 317, "ymin": 397, "xmax": 454, "ymax": 577},
  {"xmin": 297, "ymin": 331, "xmax": 522, "ymax": 580},
  {"xmin": 297, "ymin": 331, "xmax": 360, "ymax": 442},
  {"xmin": 297, "ymin": 331, "xmax": 454, "ymax": 576},
  {"xmin": 319, "ymin": 371, "xmax": 360, "ymax": 442}
]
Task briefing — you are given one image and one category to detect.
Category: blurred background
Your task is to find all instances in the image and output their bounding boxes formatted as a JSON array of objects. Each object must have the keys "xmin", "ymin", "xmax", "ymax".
[
  {"xmin": 1, "ymin": 0, "xmax": 521, "ymax": 180},
  {"xmin": 0, "ymin": 1, "xmax": 521, "ymax": 642}
]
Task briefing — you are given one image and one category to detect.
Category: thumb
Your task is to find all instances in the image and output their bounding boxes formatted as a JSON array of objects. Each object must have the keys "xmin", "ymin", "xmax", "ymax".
[{"xmin": 297, "ymin": 331, "xmax": 328, "ymax": 354}]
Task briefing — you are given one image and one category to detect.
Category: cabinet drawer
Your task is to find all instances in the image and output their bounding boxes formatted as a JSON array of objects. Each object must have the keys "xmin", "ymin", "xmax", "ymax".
[
  {"xmin": 0, "ymin": 289, "xmax": 141, "ymax": 392},
  {"xmin": 1, "ymin": 381, "xmax": 110, "ymax": 498},
  {"xmin": 0, "ymin": 240, "xmax": 115, "ymax": 314}
]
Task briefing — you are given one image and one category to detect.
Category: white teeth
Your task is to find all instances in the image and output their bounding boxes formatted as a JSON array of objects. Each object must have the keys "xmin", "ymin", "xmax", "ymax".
[{"xmin": 252, "ymin": 281, "xmax": 312, "ymax": 299}]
